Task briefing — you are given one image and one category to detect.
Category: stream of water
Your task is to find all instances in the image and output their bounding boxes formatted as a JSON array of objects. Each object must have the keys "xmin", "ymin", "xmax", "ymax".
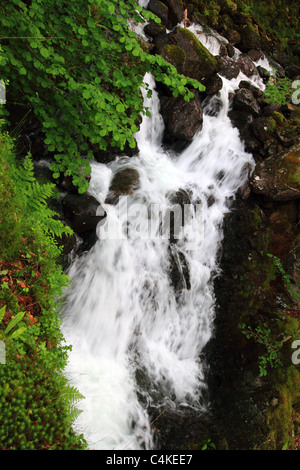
[{"xmin": 60, "ymin": 18, "xmax": 271, "ymax": 450}]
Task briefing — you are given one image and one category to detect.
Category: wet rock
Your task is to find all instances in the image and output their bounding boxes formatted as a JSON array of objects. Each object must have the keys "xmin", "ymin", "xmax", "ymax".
[
  {"xmin": 247, "ymin": 49, "xmax": 264, "ymax": 62},
  {"xmin": 233, "ymin": 88, "xmax": 261, "ymax": 117},
  {"xmin": 105, "ymin": 167, "xmax": 140, "ymax": 204},
  {"xmin": 257, "ymin": 65, "xmax": 270, "ymax": 82},
  {"xmin": 168, "ymin": 245, "xmax": 191, "ymax": 298},
  {"xmin": 61, "ymin": 193, "xmax": 106, "ymax": 234},
  {"xmin": 203, "ymin": 74, "xmax": 223, "ymax": 95},
  {"xmin": 160, "ymin": 90, "xmax": 203, "ymax": 142},
  {"xmin": 219, "ymin": 42, "xmax": 229, "ymax": 57},
  {"xmin": 250, "ymin": 141, "xmax": 300, "ymax": 201},
  {"xmin": 217, "ymin": 55, "xmax": 240, "ymax": 80},
  {"xmin": 228, "ymin": 110, "xmax": 260, "ymax": 153},
  {"xmin": 237, "ymin": 53, "xmax": 258, "ymax": 78}
]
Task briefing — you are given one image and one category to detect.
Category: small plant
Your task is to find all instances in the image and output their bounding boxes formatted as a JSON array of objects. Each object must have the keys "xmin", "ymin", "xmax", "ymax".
[
  {"xmin": 263, "ymin": 76, "xmax": 293, "ymax": 106},
  {"xmin": 267, "ymin": 254, "xmax": 300, "ymax": 307},
  {"xmin": 239, "ymin": 323, "xmax": 283, "ymax": 376},
  {"xmin": 201, "ymin": 438, "xmax": 216, "ymax": 450}
]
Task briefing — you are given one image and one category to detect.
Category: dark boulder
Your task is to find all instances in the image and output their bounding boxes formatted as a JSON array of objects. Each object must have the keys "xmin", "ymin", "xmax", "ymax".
[
  {"xmin": 105, "ymin": 167, "xmax": 140, "ymax": 204},
  {"xmin": 237, "ymin": 53, "xmax": 258, "ymax": 78},
  {"xmin": 224, "ymin": 29, "xmax": 241, "ymax": 46},
  {"xmin": 228, "ymin": 109, "xmax": 260, "ymax": 153},
  {"xmin": 61, "ymin": 193, "xmax": 106, "ymax": 234},
  {"xmin": 144, "ymin": 21, "xmax": 167, "ymax": 39},
  {"xmin": 163, "ymin": 0, "xmax": 185, "ymax": 28},
  {"xmin": 251, "ymin": 116, "xmax": 277, "ymax": 143},
  {"xmin": 239, "ymin": 80, "xmax": 263, "ymax": 99},
  {"xmin": 232, "ymin": 88, "xmax": 261, "ymax": 116},
  {"xmin": 148, "ymin": 0, "xmax": 169, "ymax": 26},
  {"xmin": 160, "ymin": 91, "xmax": 203, "ymax": 142},
  {"xmin": 217, "ymin": 55, "xmax": 240, "ymax": 80},
  {"xmin": 168, "ymin": 245, "xmax": 191, "ymax": 299},
  {"xmin": 156, "ymin": 27, "xmax": 219, "ymax": 84}
]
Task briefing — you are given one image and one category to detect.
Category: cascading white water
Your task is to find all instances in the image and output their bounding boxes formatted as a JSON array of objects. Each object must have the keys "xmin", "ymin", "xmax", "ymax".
[{"xmin": 61, "ymin": 21, "xmax": 260, "ymax": 450}]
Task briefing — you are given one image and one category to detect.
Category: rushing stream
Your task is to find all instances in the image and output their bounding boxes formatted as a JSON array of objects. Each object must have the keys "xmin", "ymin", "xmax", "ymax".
[{"xmin": 60, "ymin": 20, "xmax": 271, "ymax": 450}]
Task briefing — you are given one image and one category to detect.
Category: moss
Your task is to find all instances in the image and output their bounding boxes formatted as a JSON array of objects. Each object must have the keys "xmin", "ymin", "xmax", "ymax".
[
  {"xmin": 161, "ymin": 44, "xmax": 186, "ymax": 69},
  {"xmin": 220, "ymin": 0, "xmax": 237, "ymax": 12},
  {"xmin": 264, "ymin": 365, "xmax": 300, "ymax": 450},
  {"xmin": 271, "ymin": 111, "xmax": 286, "ymax": 125}
]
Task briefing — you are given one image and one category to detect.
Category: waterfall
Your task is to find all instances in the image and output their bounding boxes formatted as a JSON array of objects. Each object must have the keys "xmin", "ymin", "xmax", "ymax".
[{"xmin": 61, "ymin": 23, "xmax": 258, "ymax": 450}]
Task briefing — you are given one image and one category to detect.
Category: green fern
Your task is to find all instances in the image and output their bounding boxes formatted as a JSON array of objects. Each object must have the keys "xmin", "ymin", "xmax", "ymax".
[{"xmin": 13, "ymin": 154, "xmax": 73, "ymax": 239}]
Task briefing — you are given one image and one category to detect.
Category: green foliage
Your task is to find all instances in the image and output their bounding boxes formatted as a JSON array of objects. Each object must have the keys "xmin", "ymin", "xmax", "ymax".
[
  {"xmin": 239, "ymin": 322, "xmax": 283, "ymax": 376},
  {"xmin": 0, "ymin": 346, "xmax": 87, "ymax": 450},
  {"xmin": 239, "ymin": 0, "xmax": 299, "ymax": 48},
  {"xmin": 0, "ymin": 0, "xmax": 205, "ymax": 192},
  {"xmin": 0, "ymin": 131, "xmax": 86, "ymax": 449},
  {"xmin": 263, "ymin": 76, "xmax": 294, "ymax": 106},
  {"xmin": 201, "ymin": 438, "xmax": 216, "ymax": 450},
  {"xmin": 267, "ymin": 254, "xmax": 300, "ymax": 306}
]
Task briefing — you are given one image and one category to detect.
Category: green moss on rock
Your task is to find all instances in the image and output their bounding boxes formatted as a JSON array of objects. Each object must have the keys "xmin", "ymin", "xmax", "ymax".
[{"xmin": 161, "ymin": 44, "xmax": 186, "ymax": 69}]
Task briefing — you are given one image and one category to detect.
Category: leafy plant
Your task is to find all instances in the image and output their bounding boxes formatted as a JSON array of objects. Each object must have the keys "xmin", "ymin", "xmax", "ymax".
[
  {"xmin": 239, "ymin": 322, "xmax": 283, "ymax": 376},
  {"xmin": 201, "ymin": 438, "xmax": 216, "ymax": 450},
  {"xmin": 263, "ymin": 76, "xmax": 293, "ymax": 106},
  {"xmin": 0, "ymin": 131, "xmax": 86, "ymax": 449},
  {"xmin": 0, "ymin": 0, "xmax": 205, "ymax": 192},
  {"xmin": 267, "ymin": 254, "xmax": 300, "ymax": 306}
]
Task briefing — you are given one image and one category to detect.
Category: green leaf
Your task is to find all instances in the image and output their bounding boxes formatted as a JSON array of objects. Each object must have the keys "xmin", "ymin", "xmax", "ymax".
[
  {"xmin": 40, "ymin": 47, "xmax": 50, "ymax": 58},
  {"xmin": 116, "ymin": 103, "xmax": 125, "ymax": 113},
  {"xmin": 5, "ymin": 311, "xmax": 25, "ymax": 335},
  {"xmin": 0, "ymin": 305, "xmax": 6, "ymax": 323},
  {"xmin": 9, "ymin": 326, "xmax": 27, "ymax": 341}
]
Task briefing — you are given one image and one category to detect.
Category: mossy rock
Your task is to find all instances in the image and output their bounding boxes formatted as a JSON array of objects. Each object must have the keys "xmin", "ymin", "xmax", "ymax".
[
  {"xmin": 160, "ymin": 44, "xmax": 186, "ymax": 71},
  {"xmin": 164, "ymin": 27, "xmax": 218, "ymax": 83},
  {"xmin": 219, "ymin": 0, "xmax": 237, "ymax": 13}
]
